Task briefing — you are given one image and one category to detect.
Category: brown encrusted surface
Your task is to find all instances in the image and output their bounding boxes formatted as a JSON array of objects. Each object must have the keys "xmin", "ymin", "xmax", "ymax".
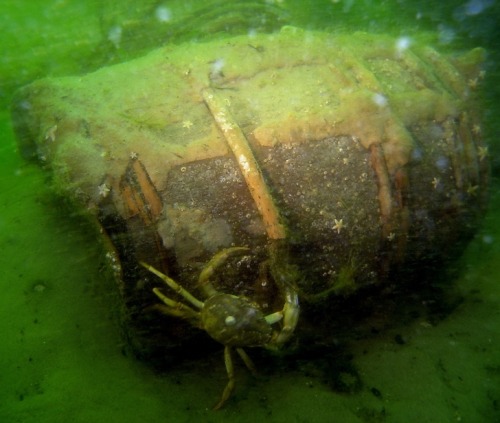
[{"xmin": 12, "ymin": 27, "xmax": 484, "ymax": 213}]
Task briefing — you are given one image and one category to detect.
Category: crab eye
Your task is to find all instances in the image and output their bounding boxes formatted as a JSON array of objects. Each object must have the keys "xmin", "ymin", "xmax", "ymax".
[{"xmin": 225, "ymin": 315, "xmax": 236, "ymax": 326}]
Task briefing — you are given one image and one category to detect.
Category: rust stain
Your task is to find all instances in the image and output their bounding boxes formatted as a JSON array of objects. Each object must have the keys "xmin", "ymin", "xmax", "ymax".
[
  {"xmin": 120, "ymin": 157, "xmax": 163, "ymax": 225},
  {"xmin": 370, "ymin": 143, "xmax": 393, "ymax": 238}
]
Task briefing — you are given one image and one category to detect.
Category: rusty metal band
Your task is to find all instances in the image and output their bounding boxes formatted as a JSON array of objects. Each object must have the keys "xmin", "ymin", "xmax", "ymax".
[
  {"xmin": 120, "ymin": 157, "xmax": 163, "ymax": 224},
  {"xmin": 202, "ymin": 88, "xmax": 287, "ymax": 241},
  {"xmin": 370, "ymin": 143, "xmax": 393, "ymax": 238}
]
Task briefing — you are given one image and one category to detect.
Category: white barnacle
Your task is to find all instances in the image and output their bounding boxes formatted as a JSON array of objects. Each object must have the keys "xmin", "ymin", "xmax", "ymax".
[
  {"xmin": 221, "ymin": 122, "xmax": 233, "ymax": 132},
  {"xmin": 332, "ymin": 218, "xmax": 344, "ymax": 234},
  {"xmin": 45, "ymin": 124, "xmax": 58, "ymax": 142},
  {"xmin": 98, "ymin": 183, "xmax": 111, "ymax": 198},
  {"xmin": 432, "ymin": 177, "xmax": 440, "ymax": 189},
  {"xmin": 478, "ymin": 146, "xmax": 488, "ymax": 161},
  {"xmin": 182, "ymin": 120, "xmax": 193, "ymax": 129},
  {"xmin": 238, "ymin": 154, "xmax": 251, "ymax": 174}
]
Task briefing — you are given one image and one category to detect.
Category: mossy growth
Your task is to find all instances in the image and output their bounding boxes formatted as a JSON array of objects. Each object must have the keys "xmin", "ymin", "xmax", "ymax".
[{"xmin": 332, "ymin": 259, "xmax": 358, "ymax": 297}]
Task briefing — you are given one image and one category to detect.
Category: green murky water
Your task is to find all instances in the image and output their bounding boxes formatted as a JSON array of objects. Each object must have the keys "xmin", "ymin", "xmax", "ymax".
[{"xmin": 1, "ymin": 1, "xmax": 499, "ymax": 422}]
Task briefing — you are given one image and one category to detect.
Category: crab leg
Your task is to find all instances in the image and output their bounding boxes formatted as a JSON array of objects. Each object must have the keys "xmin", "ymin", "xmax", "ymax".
[
  {"xmin": 198, "ymin": 246, "xmax": 250, "ymax": 297},
  {"xmin": 264, "ymin": 311, "xmax": 283, "ymax": 325},
  {"xmin": 267, "ymin": 240, "xmax": 300, "ymax": 346},
  {"xmin": 152, "ymin": 288, "xmax": 200, "ymax": 320},
  {"xmin": 236, "ymin": 347, "xmax": 257, "ymax": 375},
  {"xmin": 274, "ymin": 287, "xmax": 300, "ymax": 346},
  {"xmin": 140, "ymin": 261, "xmax": 204, "ymax": 310},
  {"xmin": 214, "ymin": 346, "xmax": 235, "ymax": 410}
]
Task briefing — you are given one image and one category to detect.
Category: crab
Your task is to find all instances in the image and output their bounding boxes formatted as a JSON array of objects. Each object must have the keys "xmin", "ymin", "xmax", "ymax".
[{"xmin": 140, "ymin": 246, "xmax": 299, "ymax": 409}]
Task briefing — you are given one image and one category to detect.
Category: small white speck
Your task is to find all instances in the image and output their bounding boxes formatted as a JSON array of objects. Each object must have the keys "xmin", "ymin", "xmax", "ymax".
[
  {"xmin": 372, "ymin": 93, "xmax": 388, "ymax": 107},
  {"xmin": 33, "ymin": 283, "xmax": 46, "ymax": 293},
  {"xmin": 211, "ymin": 58, "xmax": 225, "ymax": 75},
  {"xmin": 482, "ymin": 234, "xmax": 494, "ymax": 244},
  {"xmin": 435, "ymin": 156, "xmax": 449, "ymax": 171},
  {"xmin": 155, "ymin": 5, "xmax": 172, "ymax": 23},
  {"xmin": 108, "ymin": 26, "xmax": 122, "ymax": 49},
  {"xmin": 395, "ymin": 36, "xmax": 412, "ymax": 55},
  {"xmin": 438, "ymin": 24, "xmax": 456, "ymax": 44},
  {"xmin": 225, "ymin": 316, "xmax": 236, "ymax": 326},
  {"xmin": 238, "ymin": 154, "xmax": 250, "ymax": 174}
]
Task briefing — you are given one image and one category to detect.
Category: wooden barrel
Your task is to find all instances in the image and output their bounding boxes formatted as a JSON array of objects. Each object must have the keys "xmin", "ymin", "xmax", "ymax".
[{"xmin": 11, "ymin": 27, "xmax": 488, "ymax": 363}]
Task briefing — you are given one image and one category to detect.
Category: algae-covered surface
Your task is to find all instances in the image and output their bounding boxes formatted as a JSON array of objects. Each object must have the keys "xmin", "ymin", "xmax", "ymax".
[{"xmin": 1, "ymin": 1, "xmax": 500, "ymax": 422}]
